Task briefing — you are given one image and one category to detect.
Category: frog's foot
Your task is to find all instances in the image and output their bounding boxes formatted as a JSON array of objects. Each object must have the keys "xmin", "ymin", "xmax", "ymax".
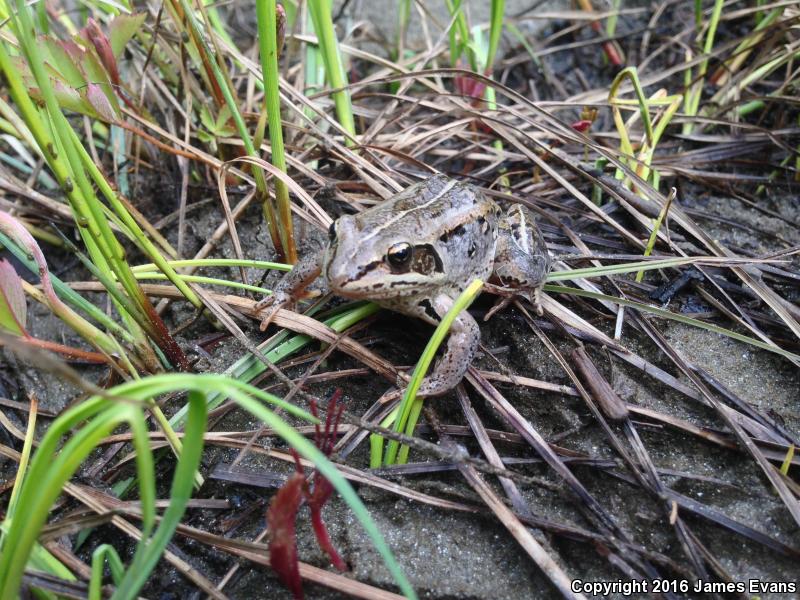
[
  {"xmin": 482, "ymin": 282, "xmax": 527, "ymax": 321},
  {"xmin": 415, "ymin": 373, "xmax": 458, "ymax": 397},
  {"xmin": 529, "ymin": 286, "xmax": 545, "ymax": 317},
  {"xmin": 483, "ymin": 295, "xmax": 513, "ymax": 322},
  {"xmin": 254, "ymin": 293, "xmax": 292, "ymax": 331},
  {"xmin": 483, "ymin": 282, "xmax": 546, "ymax": 319}
]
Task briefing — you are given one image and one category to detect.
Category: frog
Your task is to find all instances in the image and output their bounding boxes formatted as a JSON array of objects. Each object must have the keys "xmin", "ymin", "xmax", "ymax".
[{"xmin": 255, "ymin": 174, "xmax": 551, "ymax": 397}]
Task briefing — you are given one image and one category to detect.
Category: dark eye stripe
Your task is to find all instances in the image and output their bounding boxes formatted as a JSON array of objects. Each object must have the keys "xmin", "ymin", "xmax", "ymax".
[
  {"xmin": 417, "ymin": 299, "xmax": 440, "ymax": 322},
  {"xmin": 439, "ymin": 224, "xmax": 466, "ymax": 244},
  {"xmin": 411, "ymin": 244, "xmax": 443, "ymax": 275},
  {"xmin": 343, "ymin": 259, "xmax": 382, "ymax": 283}
]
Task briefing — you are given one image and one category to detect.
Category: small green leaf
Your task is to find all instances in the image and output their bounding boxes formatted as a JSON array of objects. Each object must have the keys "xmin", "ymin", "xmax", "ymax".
[
  {"xmin": 41, "ymin": 38, "xmax": 86, "ymax": 89},
  {"xmin": 108, "ymin": 13, "xmax": 147, "ymax": 59},
  {"xmin": 199, "ymin": 105, "xmax": 215, "ymax": 131},
  {"xmin": 214, "ymin": 104, "xmax": 235, "ymax": 136},
  {"xmin": 196, "ymin": 130, "xmax": 214, "ymax": 145},
  {"xmin": 50, "ymin": 79, "xmax": 95, "ymax": 118}
]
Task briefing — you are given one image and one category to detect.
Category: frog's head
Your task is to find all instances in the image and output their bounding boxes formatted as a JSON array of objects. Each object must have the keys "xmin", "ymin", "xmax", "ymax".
[{"xmin": 324, "ymin": 212, "xmax": 446, "ymax": 300}]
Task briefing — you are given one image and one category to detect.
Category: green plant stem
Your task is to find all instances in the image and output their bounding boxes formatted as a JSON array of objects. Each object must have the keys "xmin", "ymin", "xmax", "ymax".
[
  {"xmin": 308, "ymin": 0, "xmax": 357, "ymax": 142},
  {"xmin": 255, "ymin": 0, "xmax": 296, "ymax": 263},
  {"xmin": 683, "ymin": 0, "xmax": 724, "ymax": 134},
  {"xmin": 635, "ymin": 190, "xmax": 674, "ymax": 283},
  {"xmin": 485, "ymin": 0, "xmax": 505, "ymax": 73},
  {"xmin": 133, "ymin": 272, "xmax": 270, "ymax": 294},
  {"xmin": 608, "ymin": 67, "xmax": 654, "ymax": 162},
  {"xmin": 90, "ymin": 545, "xmax": 125, "ymax": 600},
  {"xmin": 6, "ymin": 394, "xmax": 37, "ymax": 516},
  {"xmin": 446, "ymin": 0, "xmax": 477, "ymax": 71},
  {"xmin": 132, "ymin": 258, "xmax": 291, "ymax": 272}
]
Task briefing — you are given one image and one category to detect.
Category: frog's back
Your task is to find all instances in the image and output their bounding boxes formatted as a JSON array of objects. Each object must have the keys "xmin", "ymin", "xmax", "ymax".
[{"xmin": 359, "ymin": 175, "xmax": 497, "ymax": 232}]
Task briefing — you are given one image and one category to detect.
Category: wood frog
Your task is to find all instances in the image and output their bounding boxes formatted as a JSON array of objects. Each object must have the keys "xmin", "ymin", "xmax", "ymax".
[{"xmin": 256, "ymin": 175, "xmax": 551, "ymax": 396}]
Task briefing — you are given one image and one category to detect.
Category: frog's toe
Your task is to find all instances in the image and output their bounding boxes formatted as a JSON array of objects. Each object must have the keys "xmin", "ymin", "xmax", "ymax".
[
  {"xmin": 529, "ymin": 287, "xmax": 545, "ymax": 316},
  {"xmin": 255, "ymin": 294, "xmax": 289, "ymax": 331},
  {"xmin": 254, "ymin": 293, "xmax": 275, "ymax": 311},
  {"xmin": 414, "ymin": 354, "xmax": 473, "ymax": 397},
  {"xmin": 484, "ymin": 295, "xmax": 512, "ymax": 321},
  {"xmin": 258, "ymin": 309, "xmax": 276, "ymax": 331}
]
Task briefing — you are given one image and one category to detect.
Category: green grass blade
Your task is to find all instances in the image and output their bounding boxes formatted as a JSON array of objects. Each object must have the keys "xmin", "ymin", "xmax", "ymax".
[
  {"xmin": 255, "ymin": 0, "xmax": 296, "ymax": 263},
  {"xmin": 383, "ymin": 279, "xmax": 484, "ymax": 465},
  {"xmin": 90, "ymin": 545, "xmax": 125, "ymax": 600},
  {"xmin": 111, "ymin": 391, "xmax": 207, "ymax": 600},
  {"xmin": 307, "ymin": 0, "xmax": 357, "ymax": 142}
]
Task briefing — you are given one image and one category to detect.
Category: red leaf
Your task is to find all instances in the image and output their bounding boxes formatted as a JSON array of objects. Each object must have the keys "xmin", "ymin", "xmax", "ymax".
[
  {"xmin": 570, "ymin": 119, "xmax": 593, "ymax": 133},
  {"xmin": 304, "ymin": 390, "xmax": 347, "ymax": 570},
  {"xmin": 307, "ymin": 474, "xmax": 347, "ymax": 571},
  {"xmin": 267, "ymin": 472, "xmax": 305, "ymax": 600},
  {"xmin": 454, "ymin": 74, "xmax": 486, "ymax": 101},
  {"xmin": 602, "ymin": 40, "xmax": 624, "ymax": 67},
  {"xmin": 0, "ymin": 258, "xmax": 27, "ymax": 336},
  {"xmin": 266, "ymin": 389, "xmax": 349, "ymax": 598},
  {"xmin": 84, "ymin": 18, "xmax": 119, "ymax": 86}
]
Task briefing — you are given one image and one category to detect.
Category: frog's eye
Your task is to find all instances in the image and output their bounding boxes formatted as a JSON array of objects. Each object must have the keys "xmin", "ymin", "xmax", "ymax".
[
  {"xmin": 386, "ymin": 242, "xmax": 413, "ymax": 268},
  {"xmin": 328, "ymin": 222, "xmax": 337, "ymax": 242}
]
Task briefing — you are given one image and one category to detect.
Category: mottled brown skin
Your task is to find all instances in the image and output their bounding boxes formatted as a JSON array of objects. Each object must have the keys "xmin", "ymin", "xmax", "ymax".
[
  {"xmin": 491, "ymin": 204, "xmax": 552, "ymax": 315},
  {"xmin": 256, "ymin": 175, "xmax": 551, "ymax": 396}
]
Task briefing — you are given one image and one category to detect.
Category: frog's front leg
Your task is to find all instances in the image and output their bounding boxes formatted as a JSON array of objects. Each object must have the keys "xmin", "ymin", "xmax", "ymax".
[
  {"xmin": 255, "ymin": 252, "xmax": 322, "ymax": 331},
  {"xmin": 414, "ymin": 293, "xmax": 480, "ymax": 397}
]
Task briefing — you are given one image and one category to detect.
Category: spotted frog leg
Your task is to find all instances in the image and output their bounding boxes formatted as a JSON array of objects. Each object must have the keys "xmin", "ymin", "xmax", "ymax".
[
  {"xmin": 412, "ymin": 293, "xmax": 480, "ymax": 397},
  {"xmin": 254, "ymin": 252, "xmax": 322, "ymax": 331},
  {"xmin": 487, "ymin": 204, "xmax": 551, "ymax": 319}
]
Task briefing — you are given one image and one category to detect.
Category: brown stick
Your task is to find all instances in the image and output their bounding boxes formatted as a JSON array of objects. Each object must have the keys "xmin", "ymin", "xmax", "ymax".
[{"xmin": 571, "ymin": 346, "xmax": 629, "ymax": 421}]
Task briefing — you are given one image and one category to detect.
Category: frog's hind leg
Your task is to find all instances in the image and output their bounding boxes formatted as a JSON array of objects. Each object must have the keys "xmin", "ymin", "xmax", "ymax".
[{"xmin": 414, "ymin": 294, "xmax": 480, "ymax": 397}]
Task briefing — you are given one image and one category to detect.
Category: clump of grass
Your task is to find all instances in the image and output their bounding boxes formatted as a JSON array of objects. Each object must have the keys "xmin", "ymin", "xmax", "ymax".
[
  {"xmin": 0, "ymin": 1, "xmax": 196, "ymax": 371},
  {"xmin": 607, "ymin": 66, "xmax": 682, "ymax": 191},
  {"xmin": 0, "ymin": 373, "xmax": 415, "ymax": 599}
]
